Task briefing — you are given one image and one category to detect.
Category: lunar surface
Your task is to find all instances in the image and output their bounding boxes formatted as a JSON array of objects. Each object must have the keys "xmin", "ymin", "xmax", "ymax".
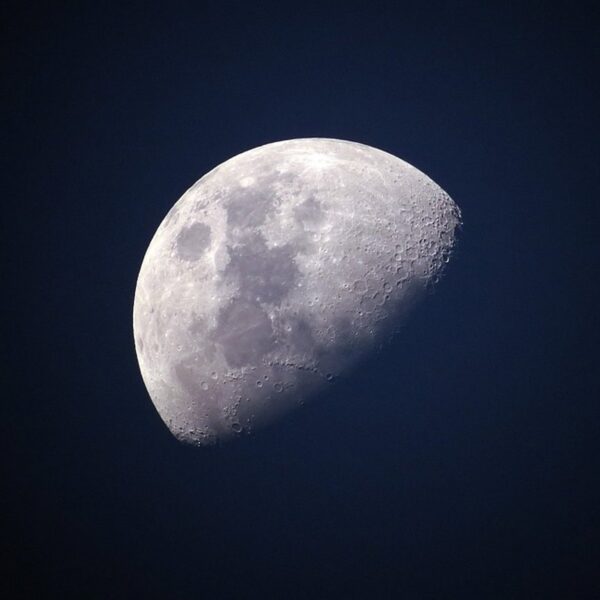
[{"xmin": 133, "ymin": 138, "xmax": 461, "ymax": 445}]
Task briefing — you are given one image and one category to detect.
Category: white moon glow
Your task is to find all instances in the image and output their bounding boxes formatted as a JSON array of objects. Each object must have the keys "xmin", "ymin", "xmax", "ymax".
[{"xmin": 133, "ymin": 139, "xmax": 461, "ymax": 445}]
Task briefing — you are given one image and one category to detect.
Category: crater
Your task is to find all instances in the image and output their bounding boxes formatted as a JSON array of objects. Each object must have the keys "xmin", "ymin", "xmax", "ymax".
[{"xmin": 176, "ymin": 222, "xmax": 211, "ymax": 261}]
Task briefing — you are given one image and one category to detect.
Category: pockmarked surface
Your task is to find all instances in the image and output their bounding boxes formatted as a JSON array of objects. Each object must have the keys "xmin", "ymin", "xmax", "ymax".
[{"xmin": 133, "ymin": 139, "xmax": 461, "ymax": 445}]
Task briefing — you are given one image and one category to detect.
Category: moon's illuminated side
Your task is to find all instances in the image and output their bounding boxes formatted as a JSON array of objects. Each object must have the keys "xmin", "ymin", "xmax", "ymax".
[{"xmin": 133, "ymin": 138, "xmax": 461, "ymax": 445}]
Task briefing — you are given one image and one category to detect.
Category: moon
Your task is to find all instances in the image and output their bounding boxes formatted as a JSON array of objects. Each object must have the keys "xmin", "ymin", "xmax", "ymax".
[{"xmin": 133, "ymin": 138, "xmax": 461, "ymax": 445}]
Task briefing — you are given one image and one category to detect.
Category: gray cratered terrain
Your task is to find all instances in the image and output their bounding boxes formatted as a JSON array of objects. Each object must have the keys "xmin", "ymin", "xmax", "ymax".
[{"xmin": 133, "ymin": 138, "xmax": 461, "ymax": 445}]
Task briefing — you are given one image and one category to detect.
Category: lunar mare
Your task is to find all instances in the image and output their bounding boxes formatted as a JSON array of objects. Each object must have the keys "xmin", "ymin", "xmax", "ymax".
[{"xmin": 133, "ymin": 139, "xmax": 461, "ymax": 445}]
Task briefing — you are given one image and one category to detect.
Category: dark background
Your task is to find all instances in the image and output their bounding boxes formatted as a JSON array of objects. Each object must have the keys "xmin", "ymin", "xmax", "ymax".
[{"xmin": 4, "ymin": 2, "xmax": 599, "ymax": 598}]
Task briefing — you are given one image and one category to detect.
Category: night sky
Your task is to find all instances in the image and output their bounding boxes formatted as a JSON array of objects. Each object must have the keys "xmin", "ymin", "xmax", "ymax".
[{"xmin": 5, "ymin": 2, "xmax": 599, "ymax": 598}]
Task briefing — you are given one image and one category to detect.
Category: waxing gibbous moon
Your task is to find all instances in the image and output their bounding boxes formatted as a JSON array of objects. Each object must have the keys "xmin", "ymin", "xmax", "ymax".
[{"xmin": 133, "ymin": 138, "xmax": 461, "ymax": 445}]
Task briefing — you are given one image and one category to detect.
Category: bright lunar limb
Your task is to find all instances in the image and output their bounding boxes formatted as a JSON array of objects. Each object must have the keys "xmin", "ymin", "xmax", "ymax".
[{"xmin": 133, "ymin": 138, "xmax": 461, "ymax": 446}]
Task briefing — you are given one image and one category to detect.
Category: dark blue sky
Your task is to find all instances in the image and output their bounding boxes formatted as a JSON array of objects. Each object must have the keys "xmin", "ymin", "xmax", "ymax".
[{"xmin": 5, "ymin": 2, "xmax": 599, "ymax": 598}]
